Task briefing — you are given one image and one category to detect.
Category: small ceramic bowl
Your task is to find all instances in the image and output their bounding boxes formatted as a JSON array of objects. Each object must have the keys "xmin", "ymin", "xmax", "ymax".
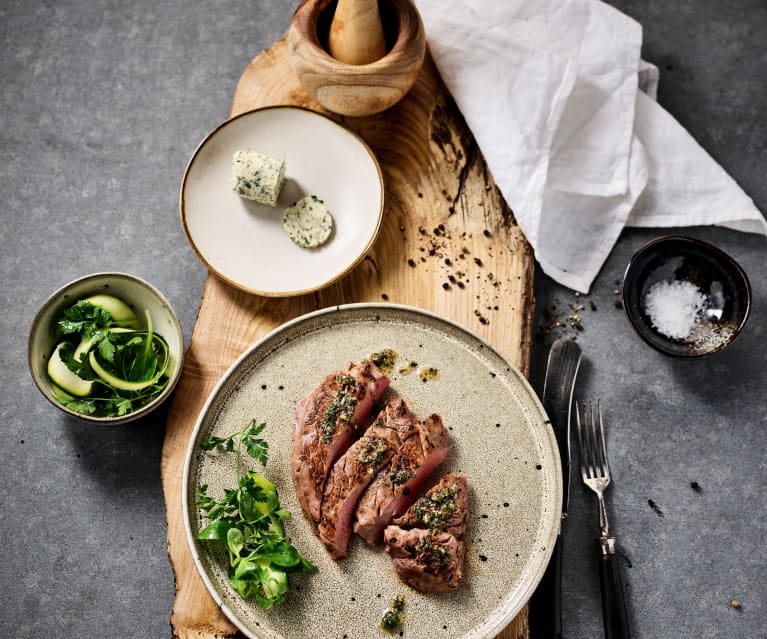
[
  {"xmin": 622, "ymin": 236, "xmax": 751, "ymax": 358},
  {"xmin": 28, "ymin": 272, "xmax": 184, "ymax": 424},
  {"xmin": 288, "ymin": 0, "xmax": 426, "ymax": 116}
]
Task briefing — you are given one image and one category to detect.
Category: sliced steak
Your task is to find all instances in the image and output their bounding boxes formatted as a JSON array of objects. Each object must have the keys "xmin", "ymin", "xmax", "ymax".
[
  {"xmin": 385, "ymin": 473, "xmax": 469, "ymax": 592},
  {"xmin": 392, "ymin": 472, "xmax": 468, "ymax": 537},
  {"xmin": 383, "ymin": 526, "xmax": 464, "ymax": 592},
  {"xmin": 355, "ymin": 409, "xmax": 449, "ymax": 546},
  {"xmin": 318, "ymin": 414, "xmax": 401, "ymax": 558},
  {"xmin": 291, "ymin": 360, "xmax": 389, "ymax": 524}
]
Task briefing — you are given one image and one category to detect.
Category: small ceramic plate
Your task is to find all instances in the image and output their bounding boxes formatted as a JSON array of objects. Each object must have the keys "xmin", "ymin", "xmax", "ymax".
[
  {"xmin": 180, "ymin": 107, "xmax": 384, "ymax": 296},
  {"xmin": 182, "ymin": 304, "xmax": 561, "ymax": 639}
]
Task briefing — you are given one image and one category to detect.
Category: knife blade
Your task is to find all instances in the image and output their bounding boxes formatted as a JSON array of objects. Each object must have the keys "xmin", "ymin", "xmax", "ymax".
[{"xmin": 529, "ymin": 338, "xmax": 582, "ymax": 639}]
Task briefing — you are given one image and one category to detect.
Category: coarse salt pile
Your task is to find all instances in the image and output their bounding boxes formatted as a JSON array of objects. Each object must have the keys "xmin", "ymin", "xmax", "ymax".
[{"xmin": 643, "ymin": 280, "xmax": 707, "ymax": 340}]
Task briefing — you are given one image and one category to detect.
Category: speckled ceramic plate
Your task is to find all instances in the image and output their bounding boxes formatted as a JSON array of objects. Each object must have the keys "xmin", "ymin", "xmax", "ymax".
[
  {"xmin": 182, "ymin": 304, "xmax": 561, "ymax": 639},
  {"xmin": 180, "ymin": 106, "xmax": 384, "ymax": 296}
]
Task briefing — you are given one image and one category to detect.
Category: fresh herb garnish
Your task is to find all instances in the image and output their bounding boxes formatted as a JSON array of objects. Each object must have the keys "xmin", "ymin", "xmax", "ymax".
[
  {"xmin": 412, "ymin": 485, "xmax": 458, "ymax": 529},
  {"xmin": 389, "ymin": 468, "xmax": 416, "ymax": 486},
  {"xmin": 201, "ymin": 419, "xmax": 269, "ymax": 470},
  {"xmin": 197, "ymin": 420, "xmax": 315, "ymax": 609},
  {"xmin": 356, "ymin": 437, "xmax": 390, "ymax": 467},
  {"xmin": 381, "ymin": 594, "xmax": 406, "ymax": 631},
  {"xmin": 414, "ymin": 533, "xmax": 451, "ymax": 569},
  {"xmin": 321, "ymin": 373, "xmax": 358, "ymax": 443}
]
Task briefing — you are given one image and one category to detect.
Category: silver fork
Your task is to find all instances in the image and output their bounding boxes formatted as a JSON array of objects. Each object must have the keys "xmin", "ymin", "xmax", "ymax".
[{"xmin": 575, "ymin": 400, "xmax": 630, "ymax": 639}]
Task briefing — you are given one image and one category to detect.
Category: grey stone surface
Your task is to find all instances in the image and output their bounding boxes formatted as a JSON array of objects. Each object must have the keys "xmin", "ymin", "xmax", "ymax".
[{"xmin": 1, "ymin": 1, "xmax": 764, "ymax": 638}]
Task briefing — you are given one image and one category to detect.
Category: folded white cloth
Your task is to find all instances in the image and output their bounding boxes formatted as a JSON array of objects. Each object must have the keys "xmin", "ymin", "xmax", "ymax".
[{"xmin": 417, "ymin": 0, "xmax": 767, "ymax": 293}]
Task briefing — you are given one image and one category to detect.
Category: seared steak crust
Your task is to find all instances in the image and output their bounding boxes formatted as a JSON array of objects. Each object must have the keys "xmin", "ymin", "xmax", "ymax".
[
  {"xmin": 291, "ymin": 360, "xmax": 389, "ymax": 524},
  {"xmin": 385, "ymin": 472, "xmax": 469, "ymax": 592},
  {"xmin": 355, "ymin": 409, "xmax": 448, "ymax": 546},
  {"xmin": 384, "ymin": 526, "xmax": 464, "ymax": 592}
]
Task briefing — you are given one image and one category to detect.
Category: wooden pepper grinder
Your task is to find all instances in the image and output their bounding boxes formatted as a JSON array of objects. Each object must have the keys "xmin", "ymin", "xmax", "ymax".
[{"xmin": 328, "ymin": 0, "xmax": 388, "ymax": 64}]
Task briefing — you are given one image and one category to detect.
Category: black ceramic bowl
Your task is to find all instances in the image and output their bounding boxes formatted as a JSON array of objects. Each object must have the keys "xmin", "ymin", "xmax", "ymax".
[{"xmin": 622, "ymin": 236, "xmax": 751, "ymax": 358}]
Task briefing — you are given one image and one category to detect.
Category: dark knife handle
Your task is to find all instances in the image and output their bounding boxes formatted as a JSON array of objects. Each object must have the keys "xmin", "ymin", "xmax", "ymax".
[
  {"xmin": 599, "ymin": 543, "xmax": 630, "ymax": 639},
  {"xmin": 528, "ymin": 533, "xmax": 563, "ymax": 638}
]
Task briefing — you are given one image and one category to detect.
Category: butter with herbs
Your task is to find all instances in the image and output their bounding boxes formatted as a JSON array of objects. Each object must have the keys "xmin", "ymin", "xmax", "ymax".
[
  {"xmin": 282, "ymin": 195, "xmax": 333, "ymax": 248},
  {"xmin": 229, "ymin": 149, "xmax": 286, "ymax": 206}
]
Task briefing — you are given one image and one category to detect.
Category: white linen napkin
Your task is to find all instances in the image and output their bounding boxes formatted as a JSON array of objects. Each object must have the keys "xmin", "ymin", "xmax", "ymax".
[{"xmin": 416, "ymin": 0, "xmax": 767, "ymax": 293}]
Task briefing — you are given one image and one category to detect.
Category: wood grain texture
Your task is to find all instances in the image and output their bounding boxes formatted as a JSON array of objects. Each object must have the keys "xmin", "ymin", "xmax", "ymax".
[
  {"xmin": 161, "ymin": 35, "xmax": 535, "ymax": 639},
  {"xmin": 288, "ymin": 0, "xmax": 426, "ymax": 115},
  {"xmin": 328, "ymin": 0, "xmax": 388, "ymax": 64}
]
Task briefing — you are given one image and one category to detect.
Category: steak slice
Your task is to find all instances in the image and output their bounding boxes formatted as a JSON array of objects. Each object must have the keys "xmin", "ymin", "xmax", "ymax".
[
  {"xmin": 392, "ymin": 472, "xmax": 469, "ymax": 537},
  {"xmin": 355, "ymin": 409, "xmax": 449, "ymax": 546},
  {"xmin": 383, "ymin": 526, "xmax": 464, "ymax": 593},
  {"xmin": 291, "ymin": 360, "xmax": 389, "ymax": 524},
  {"xmin": 385, "ymin": 473, "xmax": 469, "ymax": 592},
  {"xmin": 318, "ymin": 414, "xmax": 401, "ymax": 558}
]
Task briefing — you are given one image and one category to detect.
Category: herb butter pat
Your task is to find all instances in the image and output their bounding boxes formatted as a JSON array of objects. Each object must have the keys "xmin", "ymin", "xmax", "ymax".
[
  {"xmin": 230, "ymin": 149, "xmax": 286, "ymax": 206},
  {"xmin": 282, "ymin": 195, "xmax": 334, "ymax": 248}
]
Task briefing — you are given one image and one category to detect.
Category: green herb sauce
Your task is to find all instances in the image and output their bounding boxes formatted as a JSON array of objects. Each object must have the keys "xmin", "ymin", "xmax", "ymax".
[
  {"xmin": 380, "ymin": 594, "xmax": 406, "ymax": 631},
  {"xmin": 356, "ymin": 437, "xmax": 389, "ymax": 467},
  {"xmin": 412, "ymin": 485, "xmax": 458, "ymax": 529},
  {"xmin": 321, "ymin": 374, "xmax": 357, "ymax": 444},
  {"xmin": 418, "ymin": 366, "xmax": 439, "ymax": 382},
  {"xmin": 389, "ymin": 468, "xmax": 416, "ymax": 486},
  {"xmin": 414, "ymin": 533, "xmax": 451, "ymax": 569},
  {"xmin": 369, "ymin": 348, "xmax": 398, "ymax": 374},
  {"xmin": 398, "ymin": 360, "xmax": 418, "ymax": 375}
]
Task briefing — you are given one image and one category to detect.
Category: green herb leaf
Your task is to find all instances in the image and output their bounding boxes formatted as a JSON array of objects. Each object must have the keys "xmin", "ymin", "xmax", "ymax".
[
  {"xmin": 227, "ymin": 527, "xmax": 244, "ymax": 557},
  {"xmin": 200, "ymin": 435, "xmax": 235, "ymax": 452},
  {"xmin": 198, "ymin": 519, "xmax": 230, "ymax": 542},
  {"xmin": 56, "ymin": 301, "xmax": 112, "ymax": 338},
  {"xmin": 96, "ymin": 333, "xmax": 116, "ymax": 363},
  {"xmin": 195, "ymin": 421, "xmax": 315, "ymax": 609}
]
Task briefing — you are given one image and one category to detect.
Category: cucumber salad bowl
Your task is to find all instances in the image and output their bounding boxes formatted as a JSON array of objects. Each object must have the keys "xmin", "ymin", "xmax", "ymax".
[{"xmin": 28, "ymin": 272, "xmax": 184, "ymax": 425}]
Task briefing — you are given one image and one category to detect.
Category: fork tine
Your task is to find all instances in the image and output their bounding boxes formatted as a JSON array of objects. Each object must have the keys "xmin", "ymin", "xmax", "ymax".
[
  {"xmin": 596, "ymin": 400, "xmax": 610, "ymax": 479},
  {"xmin": 574, "ymin": 401, "xmax": 589, "ymax": 481},
  {"xmin": 580, "ymin": 400, "xmax": 596, "ymax": 479},
  {"xmin": 588, "ymin": 400, "xmax": 600, "ymax": 477},
  {"xmin": 583, "ymin": 400, "xmax": 597, "ymax": 477}
]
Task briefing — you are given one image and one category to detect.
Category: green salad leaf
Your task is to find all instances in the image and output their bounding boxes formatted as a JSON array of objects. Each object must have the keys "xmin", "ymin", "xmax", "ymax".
[{"xmin": 197, "ymin": 420, "xmax": 315, "ymax": 609}]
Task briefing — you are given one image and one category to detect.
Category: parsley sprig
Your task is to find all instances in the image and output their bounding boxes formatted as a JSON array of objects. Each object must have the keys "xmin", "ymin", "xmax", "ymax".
[
  {"xmin": 200, "ymin": 419, "xmax": 269, "ymax": 471},
  {"xmin": 197, "ymin": 420, "xmax": 315, "ymax": 609}
]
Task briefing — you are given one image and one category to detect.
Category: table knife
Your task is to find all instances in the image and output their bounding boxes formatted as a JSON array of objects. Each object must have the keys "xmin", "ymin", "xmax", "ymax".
[{"xmin": 529, "ymin": 338, "xmax": 582, "ymax": 639}]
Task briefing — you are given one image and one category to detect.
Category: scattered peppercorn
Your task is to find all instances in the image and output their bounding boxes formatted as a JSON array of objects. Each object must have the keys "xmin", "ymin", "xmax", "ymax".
[{"xmin": 647, "ymin": 498, "xmax": 664, "ymax": 517}]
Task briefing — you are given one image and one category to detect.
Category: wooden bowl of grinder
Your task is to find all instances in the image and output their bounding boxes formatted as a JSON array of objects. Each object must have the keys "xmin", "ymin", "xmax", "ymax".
[{"xmin": 288, "ymin": 0, "xmax": 426, "ymax": 116}]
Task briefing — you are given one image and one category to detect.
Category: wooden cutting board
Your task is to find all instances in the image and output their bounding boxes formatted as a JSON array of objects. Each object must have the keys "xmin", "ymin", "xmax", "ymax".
[{"xmin": 161, "ymin": 35, "xmax": 535, "ymax": 639}]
